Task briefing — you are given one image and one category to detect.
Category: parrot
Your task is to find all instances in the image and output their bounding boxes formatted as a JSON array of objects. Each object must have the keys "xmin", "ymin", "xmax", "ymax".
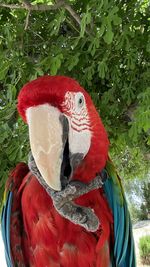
[{"xmin": 1, "ymin": 75, "xmax": 136, "ymax": 267}]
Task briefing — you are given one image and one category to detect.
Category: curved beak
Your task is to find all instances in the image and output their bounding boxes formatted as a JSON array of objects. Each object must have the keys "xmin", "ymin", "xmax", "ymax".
[{"xmin": 26, "ymin": 104, "xmax": 66, "ymax": 191}]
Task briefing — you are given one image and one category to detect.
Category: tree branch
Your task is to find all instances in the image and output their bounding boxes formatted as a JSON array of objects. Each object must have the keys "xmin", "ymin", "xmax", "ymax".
[
  {"xmin": 0, "ymin": 1, "xmax": 65, "ymax": 11},
  {"xmin": 0, "ymin": 3, "xmax": 24, "ymax": 9},
  {"xmin": 64, "ymin": 3, "xmax": 81, "ymax": 26},
  {"xmin": 24, "ymin": 10, "xmax": 30, "ymax": 30},
  {"xmin": 0, "ymin": 1, "xmax": 91, "ymax": 34},
  {"xmin": 0, "ymin": 1, "xmax": 82, "ymax": 27},
  {"xmin": 22, "ymin": 0, "xmax": 32, "ymax": 10}
]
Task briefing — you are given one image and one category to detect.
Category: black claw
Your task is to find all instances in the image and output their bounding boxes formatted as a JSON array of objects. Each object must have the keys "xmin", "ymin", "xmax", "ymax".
[
  {"xmin": 75, "ymin": 207, "xmax": 88, "ymax": 223},
  {"xmin": 76, "ymin": 207, "xmax": 83, "ymax": 213}
]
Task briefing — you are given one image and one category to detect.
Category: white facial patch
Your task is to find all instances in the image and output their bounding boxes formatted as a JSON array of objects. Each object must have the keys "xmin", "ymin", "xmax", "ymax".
[
  {"xmin": 68, "ymin": 126, "xmax": 91, "ymax": 155},
  {"xmin": 62, "ymin": 92, "xmax": 92, "ymax": 157}
]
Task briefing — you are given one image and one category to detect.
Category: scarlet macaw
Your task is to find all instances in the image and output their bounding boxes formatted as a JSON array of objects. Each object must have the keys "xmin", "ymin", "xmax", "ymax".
[{"xmin": 1, "ymin": 76, "xmax": 136, "ymax": 267}]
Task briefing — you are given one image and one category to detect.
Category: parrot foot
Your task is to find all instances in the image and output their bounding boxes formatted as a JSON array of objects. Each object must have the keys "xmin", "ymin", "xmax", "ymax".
[
  {"xmin": 50, "ymin": 184, "xmax": 100, "ymax": 231},
  {"xmin": 54, "ymin": 201, "xmax": 100, "ymax": 232},
  {"xmin": 47, "ymin": 176, "xmax": 105, "ymax": 232}
]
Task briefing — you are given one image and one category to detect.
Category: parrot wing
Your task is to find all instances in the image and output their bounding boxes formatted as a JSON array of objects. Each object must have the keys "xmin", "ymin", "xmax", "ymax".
[
  {"xmin": 103, "ymin": 159, "xmax": 136, "ymax": 267},
  {"xmin": 1, "ymin": 190, "xmax": 13, "ymax": 267},
  {"xmin": 1, "ymin": 163, "xmax": 30, "ymax": 267}
]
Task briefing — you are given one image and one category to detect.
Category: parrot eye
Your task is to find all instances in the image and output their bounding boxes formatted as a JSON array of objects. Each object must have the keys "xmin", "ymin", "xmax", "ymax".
[{"xmin": 77, "ymin": 94, "xmax": 84, "ymax": 108}]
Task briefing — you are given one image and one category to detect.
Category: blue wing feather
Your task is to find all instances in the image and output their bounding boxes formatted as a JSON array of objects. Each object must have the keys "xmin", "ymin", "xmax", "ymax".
[
  {"xmin": 103, "ymin": 177, "xmax": 136, "ymax": 267},
  {"xmin": 1, "ymin": 192, "xmax": 13, "ymax": 267}
]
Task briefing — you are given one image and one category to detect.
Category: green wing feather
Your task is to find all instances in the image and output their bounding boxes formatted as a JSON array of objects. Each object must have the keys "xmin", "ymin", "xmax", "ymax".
[{"xmin": 106, "ymin": 159, "xmax": 124, "ymax": 205}]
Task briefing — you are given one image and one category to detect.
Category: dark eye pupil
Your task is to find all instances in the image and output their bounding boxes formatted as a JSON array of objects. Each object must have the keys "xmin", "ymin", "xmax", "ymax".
[{"xmin": 79, "ymin": 98, "xmax": 83, "ymax": 104}]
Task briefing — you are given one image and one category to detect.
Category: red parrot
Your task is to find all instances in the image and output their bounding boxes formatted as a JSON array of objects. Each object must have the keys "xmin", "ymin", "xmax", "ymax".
[{"xmin": 1, "ymin": 76, "xmax": 136, "ymax": 267}]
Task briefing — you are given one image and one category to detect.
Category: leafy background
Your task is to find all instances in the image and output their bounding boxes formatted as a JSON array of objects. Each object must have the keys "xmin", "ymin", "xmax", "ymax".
[{"xmin": 0, "ymin": 0, "xmax": 150, "ymax": 216}]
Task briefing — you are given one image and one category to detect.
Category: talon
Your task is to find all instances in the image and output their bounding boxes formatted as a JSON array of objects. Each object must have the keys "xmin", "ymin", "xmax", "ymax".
[{"xmin": 75, "ymin": 208, "xmax": 87, "ymax": 224}]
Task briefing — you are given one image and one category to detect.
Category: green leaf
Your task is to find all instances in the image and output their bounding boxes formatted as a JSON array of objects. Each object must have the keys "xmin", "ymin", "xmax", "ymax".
[
  {"xmin": 103, "ymin": 16, "xmax": 114, "ymax": 44},
  {"xmin": 50, "ymin": 54, "xmax": 63, "ymax": 75},
  {"xmin": 88, "ymin": 36, "xmax": 100, "ymax": 56},
  {"xmin": 7, "ymin": 85, "xmax": 17, "ymax": 103},
  {"xmin": 0, "ymin": 103, "xmax": 16, "ymax": 121},
  {"xmin": 109, "ymin": 6, "xmax": 119, "ymax": 16},
  {"xmin": 49, "ymin": 10, "xmax": 65, "ymax": 36},
  {"xmin": 98, "ymin": 61, "xmax": 108, "ymax": 79},
  {"xmin": 113, "ymin": 14, "xmax": 122, "ymax": 25},
  {"xmin": 0, "ymin": 61, "xmax": 10, "ymax": 80},
  {"xmin": 80, "ymin": 6, "xmax": 91, "ymax": 37},
  {"xmin": 68, "ymin": 53, "xmax": 80, "ymax": 71},
  {"xmin": 103, "ymin": 29, "xmax": 114, "ymax": 44}
]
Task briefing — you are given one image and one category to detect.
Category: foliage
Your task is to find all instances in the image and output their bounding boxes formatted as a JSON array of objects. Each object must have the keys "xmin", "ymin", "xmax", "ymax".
[
  {"xmin": 125, "ymin": 178, "xmax": 150, "ymax": 222},
  {"xmin": 139, "ymin": 235, "xmax": 150, "ymax": 265},
  {"xmin": 140, "ymin": 182, "xmax": 150, "ymax": 219},
  {"xmin": 128, "ymin": 203, "xmax": 142, "ymax": 223},
  {"xmin": 0, "ymin": 0, "xmax": 150, "ymax": 206}
]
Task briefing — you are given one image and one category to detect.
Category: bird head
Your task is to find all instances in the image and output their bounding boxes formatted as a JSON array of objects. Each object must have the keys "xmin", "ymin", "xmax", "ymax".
[{"xmin": 18, "ymin": 76, "xmax": 109, "ymax": 191}]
